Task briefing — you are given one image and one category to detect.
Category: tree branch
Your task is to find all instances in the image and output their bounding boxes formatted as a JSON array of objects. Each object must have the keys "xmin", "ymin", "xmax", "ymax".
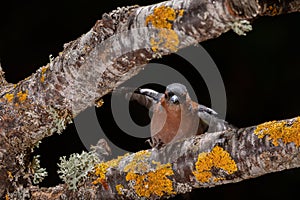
[
  {"xmin": 28, "ymin": 117, "xmax": 300, "ymax": 199},
  {"xmin": 1, "ymin": 0, "xmax": 300, "ymax": 199}
]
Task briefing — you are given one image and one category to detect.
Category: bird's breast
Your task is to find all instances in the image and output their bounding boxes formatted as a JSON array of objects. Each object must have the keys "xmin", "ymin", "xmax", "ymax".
[{"xmin": 150, "ymin": 104, "xmax": 201, "ymax": 144}]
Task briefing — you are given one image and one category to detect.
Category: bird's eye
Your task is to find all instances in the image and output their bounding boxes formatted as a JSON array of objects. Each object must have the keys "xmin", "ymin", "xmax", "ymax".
[
  {"xmin": 165, "ymin": 92, "xmax": 173, "ymax": 99},
  {"xmin": 170, "ymin": 95, "xmax": 179, "ymax": 104}
]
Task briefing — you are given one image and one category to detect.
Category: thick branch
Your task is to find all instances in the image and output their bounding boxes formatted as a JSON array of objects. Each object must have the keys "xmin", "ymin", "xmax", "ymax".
[{"xmin": 28, "ymin": 117, "xmax": 300, "ymax": 199}]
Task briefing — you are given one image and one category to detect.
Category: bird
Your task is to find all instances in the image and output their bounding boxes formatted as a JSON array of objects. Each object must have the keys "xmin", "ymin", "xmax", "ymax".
[{"xmin": 127, "ymin": 83, "xmax": 235, "ymax": 147}]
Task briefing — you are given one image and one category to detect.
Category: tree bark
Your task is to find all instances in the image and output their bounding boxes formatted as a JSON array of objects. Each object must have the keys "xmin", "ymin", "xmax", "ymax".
[
  {"xmin": 30, "ymin": 117, "xmax": 300, "ymax": 199},
  {"xmin": 1, "ymin": 0, "xmax": 300, "ymax": 199}
]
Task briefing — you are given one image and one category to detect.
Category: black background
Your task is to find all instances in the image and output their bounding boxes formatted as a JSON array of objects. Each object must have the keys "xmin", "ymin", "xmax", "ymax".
[{"xmin": 1, "ymin": 0, "xmax": 300, "ymax": 199}]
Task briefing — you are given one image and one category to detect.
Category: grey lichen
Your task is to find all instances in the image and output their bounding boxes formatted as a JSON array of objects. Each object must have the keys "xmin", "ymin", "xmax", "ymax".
[
  {"xmin": 230, "ymin": 20, "xmax": 252, "ymax": 36},
  {"xmin": 57, "ymin": 151, "xmax": 100, "ymax": 190},
  {"xmin": 31, "ymin": 155, "xmax": 48, "ymax": 184},
  {"xmin": 16, "ymin": 153, "xmax": 25, "ymax": 166},
  {"xmin": 34, "ymin": 141, "xmax": 42, "ymax": 149},
  {"xmin": 7, "ymin": 186, "xmax": 30, "ymax": 200},
  {"xmin": 174, "ymin": 182, "xmax": 192, "ymax": 194},
  {"xmin": 47, "ymin": 106, "xmax": 72, "ymax": 134}
]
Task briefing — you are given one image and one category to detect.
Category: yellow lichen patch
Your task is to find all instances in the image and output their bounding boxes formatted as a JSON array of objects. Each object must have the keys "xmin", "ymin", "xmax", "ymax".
[
  {"xmin": 123, "ymin": 151, "xmax": 175, "ymax": 197},
  {"xmin": 150, "ymin": 29, "xmax": 180, "ymax": 52},
  {"xmin": 213, "ymin": 177, "xmax": 225, "ymax": 182},
  {"xmin": 40, "ymin": 75, "xmax": 45, "ymax": 83},
  {"xmin": 125, "ymin": 162, "xmax": 175, "ymax": 198},
  {"xmin": 109, "ymin": 153, "xmax": 129, "ymax": 167},
  {"xmin": 145, "ymin": 6, "xmax": 185, "ymax": 52},
  {"xmin": 93, "ymin": 162, "xmax": 109, "ymax": 185},
  {"xmin": 124, "ymin": 150, "xmax": 151, "ymax": 173},
  {"xmin": 146, "ymin": 6, "xmax": 177, "ymax": 29},
  {"xmin": 266, "ymin": 5, "xmax": 281, "ymax": 16},
  {"xmin": 7, "ymin": 171, "xmax": 13, "ymax": 180},
  {"xmin": 93, "ymin": 154, "xmax": 128, "ymax": 186},
  {"xmin": 193, "ymin": 146, "xmax": 237, "ymax": 183},
  {"xmin": 116, "ymin": 184, "xmax": 124, "ymax": 195},
  {"xmin": 4, "ymin": 93, "xmax": 14, "ymax": 103},
  {"xmin": 95, "ymin": 99, "xmax": 104, "ymax": 108},
  {"xmin": 17, "ymin": 90, "xmax": 28, "ymax": 102},
  {"xmin": 24, "ymin": 76, "xmax": 31, "ymax": 81},
  {"xmin": 5, "ymin": 193, "xmax": 9, "ymax": 200},
  {"xmin": 40, "ymin": 65, "xmax": 49, "ymax": 83},
  {"xmin": 254, "ymin": 117, "xmax": 300, "ymax": 147},
  {"xmin": 178, "ymin": 9, "xmax": 185, "ymax": 17},
  {"xmin": 41, "ymin": 65, "xmax": 48, "ymax": 74}
]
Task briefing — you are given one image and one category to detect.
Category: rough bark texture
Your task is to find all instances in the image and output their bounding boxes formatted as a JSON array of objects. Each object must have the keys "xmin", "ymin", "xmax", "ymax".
[
  {"xmin": 0, "ymin": 0, "xmax": 300, "ymax": 199},
  {"xmin": 29, "ymin": 117, "xmax": 300, "ymax": 199}
]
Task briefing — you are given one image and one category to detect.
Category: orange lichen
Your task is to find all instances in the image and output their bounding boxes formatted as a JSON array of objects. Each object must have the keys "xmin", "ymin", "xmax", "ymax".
[
  {"xmin": 41, "ymin": 65, "xmax": 48, "ymax": 74},
  {"xmin": 266, "ymin": 5, "xmax": 281, "ymax": 16},
  {"xmin": 254, "ymin": 117, "xmax": 300, "ymax": 147},
  {"xmin": 95, "ymin": 99, "xmax": 104, "ymax": 108},
  {"xmin": 93, "ymin": 154, "xmax": 128, "ymax": 186},
  {"xmin": 124, "ymin": 150, "xmax": 151, "ymax": 173},
  {"xmin": 146, "ymin": 6, "xmax": 177, "ymax": 29},
  {"xmin": 178, "ymin": 9, "xmax": 185, "ymax": 17},
  {"xmin": 110, "ymin": 153, "xmax": 129, "ymax": 167},
  {"xmin": 93, "ymin": 162, "xmax": 109, "ymax": 185},
  {"xmin": 108, "ymin": 153, "xmax": 128, "ymax": 168},
  {"xmin": 121, "ymin": 150, "xmax": 175, "ymax": 197},
  {"xmin": 125, "ymin": 162, "xmax": 175, "ymax": 198},
  {"xmin": 213, "ymin": 177, "xmax": 225, "ymax": 182},
  {"xmin": 7, "ymin": 171, "xmax": 13, "ymax": 180},
  {"xmin": 193, "ymin": 146, "xmax": 237, "ymax": 183},
  {"xmin": 40, "ymin": 65, "xmax": 49, "ymax": 83},
  {"xmin": 145, "ymin": 6, "xmax": 185, "ymax": 52},
  {"xmin": 116, "ymin": 184, "xmax": 124, "ymax": 195},
  {"xmin": 40, "ymin": 75, "xmax": 45, "ymax": 83},
  {"xmin": 5, "ymin": 193, "xmax": 9, "ymax": 200},
  {"xmin": 150, "ymin": 29, "xmax": 180, "ymax": 52},
  {"xmin": 17, "ymin": 90, "xmax": 28, "ymax": 102},
  {"xmin": 4, "ymin": 93, "xmax": 14, "ymax": 103},
  {"xmin": 94, "ymin": 150, "xmax": 175, "ymax": 197}
]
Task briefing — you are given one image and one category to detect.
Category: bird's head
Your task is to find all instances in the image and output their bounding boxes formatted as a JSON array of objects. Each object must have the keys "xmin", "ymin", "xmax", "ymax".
[{"xmin": 164, "ymin": 83, "xmax": 188, "ymax": 105}]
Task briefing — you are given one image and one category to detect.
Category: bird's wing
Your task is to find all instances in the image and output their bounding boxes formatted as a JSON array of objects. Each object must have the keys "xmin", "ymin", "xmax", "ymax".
[
  {"xmin": 197, "ymin": 104, "xmax": 236, "ymax": 132},
  {"xmin": 198, "ymin": 104, "xmax": 218, "ymax": 115},
  {"xmin": 113, "ymin": 87, "xmax": 163, "ymax": 109},
  {"xmin": 138, "ymin": 88, "xmax": 163, "ymax": 102},
  {"xmin": 127, "ymin": 88, "xmax": 163, "ymax": 109}
]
